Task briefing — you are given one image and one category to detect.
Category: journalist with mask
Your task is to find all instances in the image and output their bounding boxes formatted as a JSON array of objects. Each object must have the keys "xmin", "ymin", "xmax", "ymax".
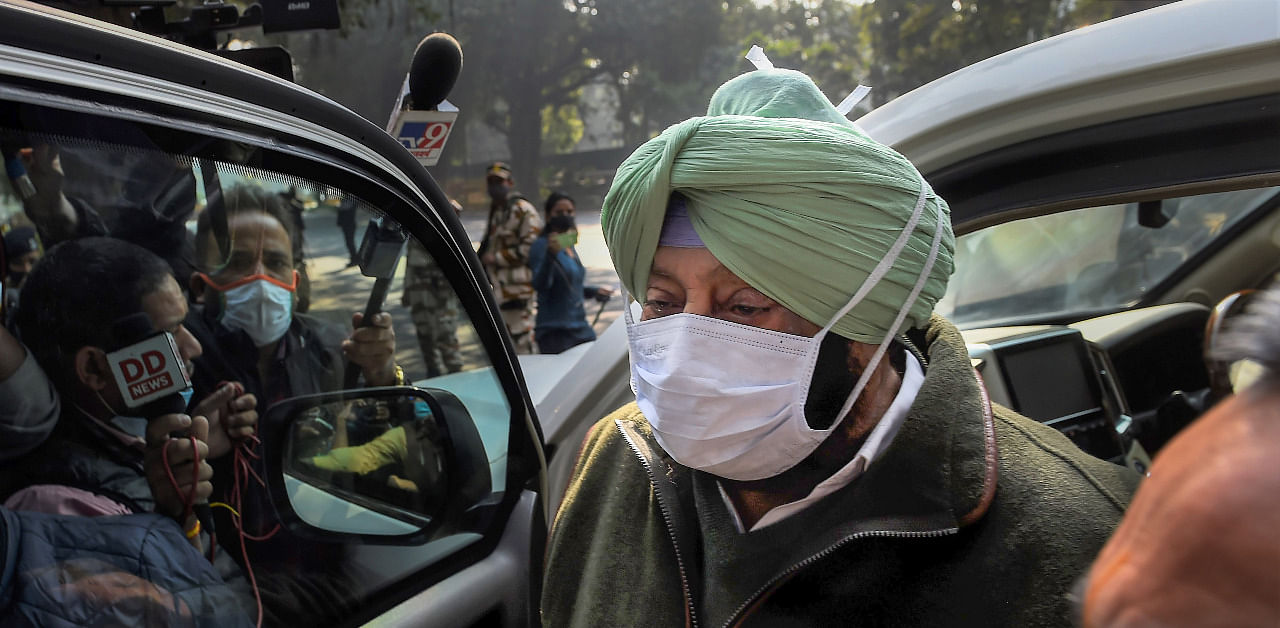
[
  {"xmin": 542, "ymin": 61, "xmax": 1140, "ymax": 627},
  {"xmin": 528, "ymin": 199, "xmax": 614, "ymax": 354},
  {"xmin": 183, "ymin": 184, "xmax": 398, "ymax": 614},
  {"xmin": 186, "ymin": 184, "xmax": 399, "ymax": 404}
]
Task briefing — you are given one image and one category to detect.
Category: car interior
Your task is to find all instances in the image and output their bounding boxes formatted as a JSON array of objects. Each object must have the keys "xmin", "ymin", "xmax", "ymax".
[{"xmin": 934, "ymin": 93, "xmax": 1280, "ymax": 469}]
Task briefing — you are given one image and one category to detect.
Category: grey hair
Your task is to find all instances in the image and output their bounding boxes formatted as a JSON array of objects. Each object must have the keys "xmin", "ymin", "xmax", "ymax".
[{"xmin": 1211, "ymin": 282, "xmax": 1280, "ymax": 378}]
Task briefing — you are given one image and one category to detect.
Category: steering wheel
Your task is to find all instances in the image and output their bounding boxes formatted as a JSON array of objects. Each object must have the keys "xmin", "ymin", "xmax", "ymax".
[{"xmin": 1204, "ymin": 289, "xmax": 1256, "ymax": 402}]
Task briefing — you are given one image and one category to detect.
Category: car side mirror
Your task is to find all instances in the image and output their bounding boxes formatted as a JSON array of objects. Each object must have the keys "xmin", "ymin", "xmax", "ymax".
[{"xmin": 262, "ymin": 386, "xmax": 492, "ymax": 544}]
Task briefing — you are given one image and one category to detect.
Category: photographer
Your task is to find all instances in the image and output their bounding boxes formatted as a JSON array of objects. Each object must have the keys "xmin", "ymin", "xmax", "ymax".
[{"xmin": 528, "ymin": 196, "xmax": 612, "ymax": 354}]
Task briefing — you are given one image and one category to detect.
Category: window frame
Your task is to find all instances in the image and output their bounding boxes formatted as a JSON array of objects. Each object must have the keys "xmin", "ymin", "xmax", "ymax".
[{"xmin": 0, "ymin": 13, "xmax": 547, "ymax": 623}]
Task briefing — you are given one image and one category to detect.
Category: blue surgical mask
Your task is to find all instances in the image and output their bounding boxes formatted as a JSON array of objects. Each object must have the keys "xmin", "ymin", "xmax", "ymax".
[{"xmin": 110, "ymin": 415, "xmax": 149, "ymax": 438}]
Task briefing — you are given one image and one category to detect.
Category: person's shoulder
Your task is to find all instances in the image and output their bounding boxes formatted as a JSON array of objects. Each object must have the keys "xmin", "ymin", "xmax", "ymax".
[
  {"xmin": 580, "ymin": 402, "xmax": 645, "ymax": 450},
  {"xmin": 508, "ymin": 195, "xmax": 539, "ymax": 214},
  {"xmin": 991, "ymin": 405, "xmax": 1139, "ymax": 514},
  {"xmin": 560, "ymin": 403, "xmax": 650, "ymax": 479}
]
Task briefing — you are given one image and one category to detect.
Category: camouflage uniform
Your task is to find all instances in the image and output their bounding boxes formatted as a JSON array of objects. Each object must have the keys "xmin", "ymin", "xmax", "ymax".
[
  {"xmin": 401, "ymin": 245, "xmax": 463, "ymax": 376},
  {"xmin": 479, "ymin": 192, "xmax": 542, "ymax": 354}
]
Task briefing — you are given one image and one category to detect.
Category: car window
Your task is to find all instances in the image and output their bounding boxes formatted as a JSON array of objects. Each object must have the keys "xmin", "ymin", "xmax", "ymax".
[
  {"xmin": 936, "ymin": 186, "xmax": 1280, "ymax": 325},
  {"xmin": 0, "ymin": 99, "xmax": 511, "ymax": 624}
]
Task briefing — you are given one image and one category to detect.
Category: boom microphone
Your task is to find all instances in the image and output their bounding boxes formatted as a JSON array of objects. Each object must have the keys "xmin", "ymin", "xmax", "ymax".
[{"xmin": 407, "ymin": 33, "xmax": 463, "ymax": 111}]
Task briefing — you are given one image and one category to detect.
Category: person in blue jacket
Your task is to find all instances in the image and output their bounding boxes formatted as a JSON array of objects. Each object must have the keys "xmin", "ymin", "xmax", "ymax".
[{"xmin": 528, "ymin": 193, "xmax": 613, "ymax": 354}]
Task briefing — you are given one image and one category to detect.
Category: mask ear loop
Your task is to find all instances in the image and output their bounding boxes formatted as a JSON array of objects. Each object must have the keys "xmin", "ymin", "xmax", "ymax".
[
  {"xmin": 825, "ymin": 184, "xmax": 946, "ymax": 428},
  {"xmin": 796, "ymin": 177, "xmax": 932, "ymax": 414},
  {"xmin": 622, "ymin": 288, "xmax": 641, "ymax": 395}
]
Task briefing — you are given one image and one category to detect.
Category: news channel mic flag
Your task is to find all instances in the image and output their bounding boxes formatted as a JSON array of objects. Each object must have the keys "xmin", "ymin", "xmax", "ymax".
[{"xmin": 388, "ymin": 33, "xmax": 463, "ymax": 167}]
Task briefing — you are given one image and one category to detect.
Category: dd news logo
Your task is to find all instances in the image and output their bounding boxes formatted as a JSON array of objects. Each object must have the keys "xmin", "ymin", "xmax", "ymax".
[{"xmin": 106, "ymin": 332, "xmax": 192, "ymax": 408}]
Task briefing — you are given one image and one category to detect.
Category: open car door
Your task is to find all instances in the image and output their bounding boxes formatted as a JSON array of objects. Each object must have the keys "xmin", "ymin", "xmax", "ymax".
[{"xmin": 0, "ymin": 3, "xmax": 546, "ymax": 626}]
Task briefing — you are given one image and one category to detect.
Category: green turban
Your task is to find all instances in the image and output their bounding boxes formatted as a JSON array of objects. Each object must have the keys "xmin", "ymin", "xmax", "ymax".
[{"xmin": 601, "ymin": 68, "xmax": 955, "ymax": 343}]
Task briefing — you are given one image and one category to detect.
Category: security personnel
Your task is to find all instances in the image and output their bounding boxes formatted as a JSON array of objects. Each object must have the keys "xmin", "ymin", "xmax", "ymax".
[{"xmin": 477, "ymin": 162, "xmax": 542, "ymax": 353}]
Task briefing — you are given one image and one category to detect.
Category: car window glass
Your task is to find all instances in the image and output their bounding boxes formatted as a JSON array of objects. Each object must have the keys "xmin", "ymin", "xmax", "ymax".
[
  {"xmin": 936, "ymin": 186, "xmax": 1280, "ymax": 325},
  {"xmin": 0, "ymin": 100, "xmax": 511, "ymax": 624}
]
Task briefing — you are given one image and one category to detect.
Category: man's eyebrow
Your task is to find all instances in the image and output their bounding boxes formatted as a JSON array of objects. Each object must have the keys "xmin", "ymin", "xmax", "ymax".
[
  {"xmin": 154, "ymin": 311, "xmax": 187, "ymax": 333},
  {"xmin": 727, "ymin": 286, "xmax": 774, "ymax": 302}
]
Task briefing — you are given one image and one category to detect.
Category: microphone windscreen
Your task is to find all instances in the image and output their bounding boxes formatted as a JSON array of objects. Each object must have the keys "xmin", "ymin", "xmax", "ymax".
[{"xmin": 408, "ymin": 33, "xmax": 463, "ymax": 110}]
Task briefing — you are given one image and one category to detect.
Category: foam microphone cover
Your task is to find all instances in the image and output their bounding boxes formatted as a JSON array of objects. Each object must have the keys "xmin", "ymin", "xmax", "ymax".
[{"xmin": 407, "ymin": 33, "xmax": 463, "ymax": 110}]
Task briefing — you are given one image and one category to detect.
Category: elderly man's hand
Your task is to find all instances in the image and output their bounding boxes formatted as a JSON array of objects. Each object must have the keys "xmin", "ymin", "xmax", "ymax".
[
  {"xmin": 344, "ymin": 311, "xmax": 397, "ymax": 386},
  {"xmin": 191, "ymin": 382, "xmax": 257, "ymax": 459},
  {"xmin": 144, "ymin": 414, "xmax": 213, "ymax": 524}
]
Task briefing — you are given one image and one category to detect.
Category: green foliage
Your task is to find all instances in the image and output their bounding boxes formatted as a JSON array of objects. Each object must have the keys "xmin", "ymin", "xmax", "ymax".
[
  {"xmin": 194, "ymin": 0, "xmax": 1176, "ymax": 190},
  {"xmin": 542, "ymin": 101, "xmax": 586, "ymax": 153},
  {"xmin": 859, "ymin": 0, "xmax": 1176, "ymax": 105}
]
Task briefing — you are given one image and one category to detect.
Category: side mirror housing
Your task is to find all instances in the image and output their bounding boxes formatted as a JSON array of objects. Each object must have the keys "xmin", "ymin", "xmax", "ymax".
[{"xmin": 263, "ymin": 386, "xmax": 492, "ymax": 544}]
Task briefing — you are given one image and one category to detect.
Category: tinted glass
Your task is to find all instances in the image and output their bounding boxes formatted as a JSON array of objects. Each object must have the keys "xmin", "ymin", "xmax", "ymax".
[
  {"xmin": 936, "ymin": 187, "xmax": 1280, "ymax": 325},
  {"xmin": 0, "ymin": 100, "xmax": 511, "ymax": 624}
]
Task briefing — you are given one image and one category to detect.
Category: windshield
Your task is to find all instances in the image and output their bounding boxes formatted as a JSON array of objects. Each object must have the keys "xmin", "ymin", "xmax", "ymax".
[{"xmin": 935, "ymin": 186, "xmax": 1280, "ymax": 326}]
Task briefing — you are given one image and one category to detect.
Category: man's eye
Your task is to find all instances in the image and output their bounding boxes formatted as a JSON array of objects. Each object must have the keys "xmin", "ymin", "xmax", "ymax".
[
  {"xmin": 645, "ymin": 300, "xmax": 680, "ymax": 314},
  {"xmin": 730, "ymin": 304, "xmax": 768, "ymax": 317}
]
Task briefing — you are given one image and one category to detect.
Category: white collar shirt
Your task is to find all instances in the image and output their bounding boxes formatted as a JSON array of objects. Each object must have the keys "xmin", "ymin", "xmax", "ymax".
[{"xmin": 719, "ymin": 352, "xmax": 924, "ymax": 533}]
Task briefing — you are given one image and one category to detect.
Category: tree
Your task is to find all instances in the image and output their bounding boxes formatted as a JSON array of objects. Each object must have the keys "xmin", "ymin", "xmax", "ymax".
[{"xmin": 861, "ymin": 0, "xmax": 1178, "ymax": 106}]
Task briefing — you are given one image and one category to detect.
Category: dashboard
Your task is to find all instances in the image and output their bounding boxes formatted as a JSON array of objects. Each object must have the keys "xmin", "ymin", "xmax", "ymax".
[{"xmin": 961, "ymin": 303, "xmax": 1212, "ymax": 467}]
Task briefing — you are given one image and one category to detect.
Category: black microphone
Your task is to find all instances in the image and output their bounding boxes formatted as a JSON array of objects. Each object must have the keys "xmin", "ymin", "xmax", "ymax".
[
  {"xmin": 407, "ymin": 33, "xmax": 463, "ymax": 111},
  {"xmin": 358, "ymin": 33, "xmax": 464, "ymax": 387},
  {"xmin": 109, "ymin": 313, "xmax": 214, "ymax": 544}
]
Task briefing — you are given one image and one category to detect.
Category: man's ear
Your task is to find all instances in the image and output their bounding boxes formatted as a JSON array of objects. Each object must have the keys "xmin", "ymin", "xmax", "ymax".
[
  {"xmin": 189, "ymin": 272, "xmax": 207, "ymax": 304},
  {"xmin": 74, "ymin": 346, "xmax": 113, "ymax": 392}
]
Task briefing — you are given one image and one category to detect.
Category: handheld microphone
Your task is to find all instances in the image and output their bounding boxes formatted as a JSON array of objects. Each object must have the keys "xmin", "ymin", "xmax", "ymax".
[
  {"xmin": 347, "ymin": 33, "xmax": 464, "ymax": 386},
  {"xmin": 107, "ymin": 313, "xmax": 192, "ymax": 414},
  {"xmin": 108, "ymin": 313, "xmax": 214, "ymax": 543},
  {"xmin": 387, "ymin": 32, "xmax": 463, "ymax": 167}
]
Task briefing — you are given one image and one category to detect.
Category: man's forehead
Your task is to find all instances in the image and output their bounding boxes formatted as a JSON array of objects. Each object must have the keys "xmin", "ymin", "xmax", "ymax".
[
  {"xmin": 650, "ymin": 247, "xmax": 750, "ymax": 286},
  {"xmin": 227, "ymin": 212, "xmax": 291, "ymax": 251}
]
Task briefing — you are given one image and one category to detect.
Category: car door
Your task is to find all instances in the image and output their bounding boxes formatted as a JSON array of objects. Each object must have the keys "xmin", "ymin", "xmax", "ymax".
[{"xmin": 0, "ymin": 3, "xmax": 545, "ymax": 626}]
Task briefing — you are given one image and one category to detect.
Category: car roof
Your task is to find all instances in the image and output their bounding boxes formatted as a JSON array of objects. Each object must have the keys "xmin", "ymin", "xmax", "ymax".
[
  {"xmin": 0, "ymin": 1, "xmax": 431, "ymax": 204},
  {"xmin": 856, "ymin": 0, "xmax": 1280, "ymax": 175}
]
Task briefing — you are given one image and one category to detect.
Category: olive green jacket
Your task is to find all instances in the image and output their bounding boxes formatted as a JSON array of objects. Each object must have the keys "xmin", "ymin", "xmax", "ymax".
[{"xmin": 542, "ymin": 315, "xmax": 1139, "ymax": 628}]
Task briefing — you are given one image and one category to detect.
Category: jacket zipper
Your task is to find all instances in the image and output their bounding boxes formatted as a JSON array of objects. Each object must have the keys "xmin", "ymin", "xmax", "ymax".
[
  {"xmin": 725, "ymin": 527, "xmax": 958, "ymax": 628},
  {"xmin": 618, "ymin": 427, "xmax": 699, "ymax": 628}
]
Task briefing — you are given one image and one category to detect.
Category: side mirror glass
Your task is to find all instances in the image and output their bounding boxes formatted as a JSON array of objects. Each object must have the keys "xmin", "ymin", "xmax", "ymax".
[{"xmin": 263, "ymin": 386, "xmax": 492, "ymax": 543}]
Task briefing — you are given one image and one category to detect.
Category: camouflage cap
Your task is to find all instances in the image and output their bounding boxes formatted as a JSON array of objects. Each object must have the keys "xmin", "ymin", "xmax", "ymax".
[{"xmin": 486, "ymin": 162, "xmax": 513, "ymax": 181}]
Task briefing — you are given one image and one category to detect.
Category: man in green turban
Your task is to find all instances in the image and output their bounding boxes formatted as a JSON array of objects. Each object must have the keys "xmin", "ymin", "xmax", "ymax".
[{"xmin": 542, "ymin": 62, "xmax": 1138, "ymax": 627}]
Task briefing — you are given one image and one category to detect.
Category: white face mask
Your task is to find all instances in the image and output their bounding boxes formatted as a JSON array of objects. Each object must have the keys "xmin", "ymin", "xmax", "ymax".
[
  {"xmin": 214, "ymin": 274, "xmax": 295, "ymax": 347},
  {"xmin": 626, "ymin": 179, "xmax": 944, "ymax": 481}
]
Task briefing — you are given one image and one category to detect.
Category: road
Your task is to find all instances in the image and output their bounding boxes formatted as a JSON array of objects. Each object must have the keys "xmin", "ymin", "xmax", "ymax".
[{"xmin": 297, "ymin": 203, "xmax": 624, "ymax": 380}]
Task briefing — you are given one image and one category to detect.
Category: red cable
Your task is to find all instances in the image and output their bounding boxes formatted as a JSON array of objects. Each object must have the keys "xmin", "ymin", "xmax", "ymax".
[{"xmin": 161, "ymin": 382, "xmax": 275, "ymax": 628}]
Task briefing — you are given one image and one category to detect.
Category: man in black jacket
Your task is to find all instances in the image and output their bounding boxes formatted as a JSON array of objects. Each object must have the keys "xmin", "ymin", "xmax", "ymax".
[{"xmin": 1, "ymin": 236, "xmax": 254, "ymax": 625}]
